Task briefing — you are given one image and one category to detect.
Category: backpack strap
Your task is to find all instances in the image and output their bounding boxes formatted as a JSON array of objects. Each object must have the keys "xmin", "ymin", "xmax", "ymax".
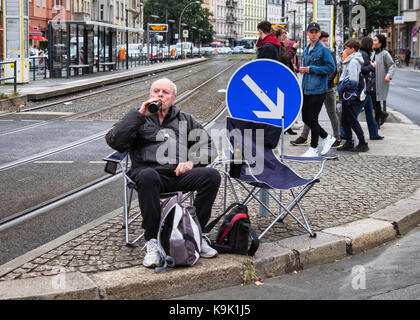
[
  {"xmin": 203, "ymin": 202, "xmax": 243, "ymax": 233},
  {"xmin": 217, "ymin": 213, "xmax": 249, "ymax": 244},
  {"xmin": 155, "ymin": 195, "xmax": 179, "ymax": 273},
  {"xmin": 247, "ymin": 226, "xmax": 259, "ymax": 256}
]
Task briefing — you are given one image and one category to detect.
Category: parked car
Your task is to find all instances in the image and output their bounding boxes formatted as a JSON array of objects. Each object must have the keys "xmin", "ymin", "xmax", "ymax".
[
  {"xmin": 127, "ymin": 43, "xmax": 142, "ymax": 60},
  {"xmin": 142, "ymin": 45, "xmax": 163, "ymax": 62},
  {"xmin": 218, "ymin": 47, "xmax": 232, "ymax": 55},
  {"xmin": 232, "ymin": 45, "xmax": 244, "ymax": 54}
]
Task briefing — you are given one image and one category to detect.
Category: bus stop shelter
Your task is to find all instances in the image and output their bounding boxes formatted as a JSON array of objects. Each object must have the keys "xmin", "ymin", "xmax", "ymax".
[{"xmin": 47, "ymin": 20, "xmax": 143, "ymax": 78}]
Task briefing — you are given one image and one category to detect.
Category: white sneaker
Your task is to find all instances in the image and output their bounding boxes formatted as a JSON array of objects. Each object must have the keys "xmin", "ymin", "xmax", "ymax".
[
  {"xmin": 200, "ymin": 235, "xmax": 218, "ymax": 258},
  {"xmin": 302, "ymin": 147, "xmax": 319, "ymax": 157},
  {"xmin": 320, "ymin": 135, "xmax": 336, "ymax": 155},
  {"xmin": 142, "ymin": 239, "xmax": 163, "ymax": 268}
]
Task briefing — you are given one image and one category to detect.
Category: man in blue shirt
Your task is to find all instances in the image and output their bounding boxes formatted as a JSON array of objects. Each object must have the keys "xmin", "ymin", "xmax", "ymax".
[{"xmin": 299, "ymin": 23, "xmax": 336, "ymax": 157}]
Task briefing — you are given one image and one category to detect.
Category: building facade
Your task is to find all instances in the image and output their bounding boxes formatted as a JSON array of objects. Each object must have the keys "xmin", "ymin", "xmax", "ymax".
[
  {"xmin": 243, "ymin": 0, "xmax": 265, "ymax": 38},
  {"xmin": 268, "ymin": 0, "xmax": 283, "ymax": 25},
  {"xmin": 208, "ymin": 0, "xmax": 244, "ymax": 45},
  {"xmin": 85, "ymin": 0, "xmax": 143, "ymax": 43},
  {"xmin": 397, "ymin": 0, "xmax": 419, "ymax": 59},
  {"xmin": 29, "ymin": 0, "xmax": 72, "ymax": 36}
]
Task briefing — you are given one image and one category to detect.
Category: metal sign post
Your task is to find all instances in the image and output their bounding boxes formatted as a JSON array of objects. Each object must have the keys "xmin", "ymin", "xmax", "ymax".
[
  {"xmin": 148, "ymin": 23, "xmax": 168, "ymax": 63},
  {"xmin": 226, "ymin": 59, "xmax": 303, "ymax": 217},
  {"xmin": 335, "ymin": 1, "xmax": 344, "ymax": 75}
]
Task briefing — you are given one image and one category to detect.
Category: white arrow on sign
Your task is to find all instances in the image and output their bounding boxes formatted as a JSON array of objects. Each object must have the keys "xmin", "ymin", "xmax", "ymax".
[{"xmin": 242, "ymin": 74, "xmax": 284, "ymax": 119}]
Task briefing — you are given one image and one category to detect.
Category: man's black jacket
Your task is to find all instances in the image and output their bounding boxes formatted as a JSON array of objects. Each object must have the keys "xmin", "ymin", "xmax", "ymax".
[{"xmin": 105, "ymin": 106, "xmax": 217, "ymax": 175}]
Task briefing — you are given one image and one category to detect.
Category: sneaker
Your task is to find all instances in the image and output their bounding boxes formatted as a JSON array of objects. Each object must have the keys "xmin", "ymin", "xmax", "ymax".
[
  {"xmin": 142, "ymin": 239, "xmax": 163, "ymax": 268},
  {"xmin": 331, "ymin": 139, "xmax": 343, "ymax": 148},
  {"xmin": 337, "ymin": 142, "xmax": 355, "ymax": 151},
  {"xmin": 302, "ymin": 147, "xmax": 319, "ymax": 157},
  {"xmin": 200, "ymin": 235, "xmax": 218, "ymax": 258},
  {"xmin": 290, "ymin": 136, "xmax": 308, "ymax": 146},
  {"xmin": 370, "ymin": 135, "xmax": 384, "ymax": 140},
  {"xmin": 285, "ymin": 128, "xmax": 298, "ymax": 135},
  {"xmin": 355, "ymin": 142, "xmax": 369, "ymax": 152},
  {"xmin": 320, "ymin": 135, "xmax": 336, "ymax": 155}
]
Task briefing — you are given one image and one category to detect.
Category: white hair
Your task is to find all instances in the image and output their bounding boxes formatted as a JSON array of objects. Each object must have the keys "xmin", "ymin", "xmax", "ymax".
[{"xmin": 150, "ymin": 78, "xmax": 177, "ymax": 95}]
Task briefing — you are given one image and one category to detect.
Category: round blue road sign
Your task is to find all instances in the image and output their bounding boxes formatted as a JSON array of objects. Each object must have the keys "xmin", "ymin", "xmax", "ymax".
[{"xmin": 226, "ymin": 59, "xmax": 303, "ymax": 129}]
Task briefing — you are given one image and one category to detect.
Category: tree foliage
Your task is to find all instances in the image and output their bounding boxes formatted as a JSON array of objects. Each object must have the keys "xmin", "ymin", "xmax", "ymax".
[
  {"xmin": 351, "ymin": 0, "xmax": 398, "ymax": 34},
  {"xmin": 143, "ymin": 0, "xmax": 215, "ymax": 45}
]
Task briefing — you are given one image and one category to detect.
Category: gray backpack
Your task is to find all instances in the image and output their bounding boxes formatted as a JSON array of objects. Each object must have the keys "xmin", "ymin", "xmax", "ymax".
[{"xmin": 155, "ymin": 192, "xmax": 202, "ymax": 272}]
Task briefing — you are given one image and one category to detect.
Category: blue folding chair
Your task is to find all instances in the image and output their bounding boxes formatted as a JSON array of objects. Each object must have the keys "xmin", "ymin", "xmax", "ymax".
[
  {"xmin": 214, "ymin": 117, "xmax": 336, "ymax": 239},
  {"xmin": 103, "ymin": 151, "xmax": 194, "ymax": 247}
]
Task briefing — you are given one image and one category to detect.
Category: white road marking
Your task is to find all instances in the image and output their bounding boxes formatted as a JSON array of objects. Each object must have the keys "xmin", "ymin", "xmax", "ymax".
[
  {"xmin": 20, "ymin": 111, "xmax": 75, "ymax": 115},
  {"xmin": 408, "ymin": 87, "xmax": 420, "ymax": 93},
  {"xmin": 89, "ymin": 161, "xmax": 107, "ymax": 164},
  {"xmin": 34, "ymin": 161, "xmax": 74, "ymax": 164}
]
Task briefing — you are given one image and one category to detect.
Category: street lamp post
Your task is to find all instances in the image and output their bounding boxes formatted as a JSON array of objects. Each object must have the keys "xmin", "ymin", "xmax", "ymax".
[
  {"xmin": 296, "ymin": 0, "xmax": 308, "ymax": 48},
  {"xmin": 288, "ymin": 10, "xmax": 296, "ymax": 41},
  {"xmin": 168, "ymin": 19, "xmax": 175, "ymax": 59},
  {"xmin": 191, "ymin": 26, "xmax": 197, "ymax": 57},
  {"xmin": 179, "ymin": 1, "xmax": 201, "ymax": 60},
  {"xmin": 198, "ymin": 28, "xmax": 203, "ymax": 56}
]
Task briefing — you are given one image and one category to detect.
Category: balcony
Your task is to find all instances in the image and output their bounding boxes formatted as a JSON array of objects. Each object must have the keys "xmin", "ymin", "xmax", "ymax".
[
  {"xmin": 226, "ymin": 0, "xmax": 238, "ymax": 8},
  {"xmin": 226, "ymin": 14, "xmax": 237, "ymax": 24}
]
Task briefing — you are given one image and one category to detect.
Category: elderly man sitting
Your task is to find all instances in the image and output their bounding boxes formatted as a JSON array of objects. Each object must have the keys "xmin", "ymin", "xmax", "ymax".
[{"xmin": 105, "ymin": 78, "xmax": 220, "ymax": 268}]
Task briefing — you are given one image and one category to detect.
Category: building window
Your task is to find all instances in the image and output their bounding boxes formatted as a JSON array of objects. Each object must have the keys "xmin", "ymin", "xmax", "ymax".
[
  {"xmin": 100, "ymin": 4, "xmax": 104, "ymax": 20},
  {"xmin": 66, "ymin": 0, "xmax": 70, "ymax": 11},
  {"xmin": 408, "ymin": 0, "xmax": 413, "ymax": 9},
  {"xmin": 54, "ymin": 0, "xmax": 60, "ymax": 9}
]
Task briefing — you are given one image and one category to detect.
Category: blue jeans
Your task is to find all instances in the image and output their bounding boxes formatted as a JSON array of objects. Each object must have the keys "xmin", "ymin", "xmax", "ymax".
[{"xmin": 356, "ymin": 95, "xmax": 379, "ymax": 139}]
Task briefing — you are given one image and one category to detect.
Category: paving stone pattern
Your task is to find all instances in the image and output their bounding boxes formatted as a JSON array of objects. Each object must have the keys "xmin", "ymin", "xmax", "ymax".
[{"xmin": 1, "ymin": 154, "xmax": 419, "ymax": 281}]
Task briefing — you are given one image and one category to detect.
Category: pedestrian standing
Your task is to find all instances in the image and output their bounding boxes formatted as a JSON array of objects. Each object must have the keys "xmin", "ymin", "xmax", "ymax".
[
  {"xmin": 299, "ymin": 23, "xmax": 336, "ymax": 157},
  {"xmin": 337, "ymin": 39, "xmax": 369, "ymax": 152},
  {"xmin": 371, "ymin": 34, "xmax": 396, "ymax": 128},
  {"xmin": 291, "ymin": 31, "xmax": 342, "ymax": 148},
  {"xmin": 274, "ymin": 26, "xmax": 298, "ymax": 135},
  {"xmin": 256, "ymin": 20, "xmax": 282, "ymax": 62},
  {"xmin": 356, "ymin": 37, "xmax": 383, "ymax": 140},
  {"xmin": 405, "ymin": 48, "xmax": 411, "ymax": 67}
]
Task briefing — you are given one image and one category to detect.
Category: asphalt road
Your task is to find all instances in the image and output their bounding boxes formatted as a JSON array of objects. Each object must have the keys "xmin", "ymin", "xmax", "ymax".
[
  {"xmin": 387, "ymin": 69, "xmax": 420, "ymax": 125},
  {"xmin": 177, "ymin": 227, "xmax": 420, "ymax": 300},
  {"xmin": 0, "ymin": 117, "xmax": 121, "ymax": 264}
]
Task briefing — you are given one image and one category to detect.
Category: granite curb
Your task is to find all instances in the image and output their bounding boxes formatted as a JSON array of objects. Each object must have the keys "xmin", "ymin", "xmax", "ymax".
[{"xmin": 0, "ymin": 186, "xmax": 419, "ymax": 300}]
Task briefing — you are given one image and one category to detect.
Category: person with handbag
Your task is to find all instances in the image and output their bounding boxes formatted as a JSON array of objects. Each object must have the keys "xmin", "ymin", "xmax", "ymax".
[
  {"xmin": 356, "ymin": 37, "xmax": 384, "ymax": 140},
  {"xmin": 371, "ymin": 34, "xmax": 396, "ymax": 128}
]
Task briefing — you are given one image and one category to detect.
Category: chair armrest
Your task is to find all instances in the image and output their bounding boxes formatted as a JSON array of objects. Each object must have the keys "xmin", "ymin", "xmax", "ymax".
[
  {"xmin": 103, "ymin": 151, "xmax": 128, "ymax": 163},
  {"xmin": 103, "ymin": 151, "xmax": 128, "ymax": 175}
]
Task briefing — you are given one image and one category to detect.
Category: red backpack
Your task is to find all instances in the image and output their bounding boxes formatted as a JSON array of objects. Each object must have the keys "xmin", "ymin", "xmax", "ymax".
[{"xmin": 204, "ymin": 203, "xmax": 259, "ymax": 256}]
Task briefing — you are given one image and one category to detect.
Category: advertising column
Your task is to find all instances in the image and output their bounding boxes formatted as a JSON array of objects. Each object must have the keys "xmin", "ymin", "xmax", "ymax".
[{"xmin": 2, "ymin": 0, "xmax": 29, "ymax": 83}]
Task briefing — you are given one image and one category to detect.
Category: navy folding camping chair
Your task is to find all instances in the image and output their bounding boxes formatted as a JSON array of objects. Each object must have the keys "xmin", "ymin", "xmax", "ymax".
[
  {"xmin": 103, "ymin": 151, "xmax": 194, "ymax": 247},
  {"xmin": 214, "ymin": 117, "xmax": 336, "ymax": 239}
]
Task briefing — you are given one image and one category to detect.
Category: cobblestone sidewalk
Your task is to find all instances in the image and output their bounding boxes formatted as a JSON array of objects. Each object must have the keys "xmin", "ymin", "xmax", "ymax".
[{"xmin": 1, "ymin": 153, "xmax": 419, "ymax": 281}]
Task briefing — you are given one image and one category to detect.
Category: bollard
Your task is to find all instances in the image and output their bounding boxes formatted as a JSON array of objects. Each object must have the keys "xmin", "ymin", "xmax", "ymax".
[{"xmin": 13, "ymin": 61, "xmax": 17, "ymax": 93}]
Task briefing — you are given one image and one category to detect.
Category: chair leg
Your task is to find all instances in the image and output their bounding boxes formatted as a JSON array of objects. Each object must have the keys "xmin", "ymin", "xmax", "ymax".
[{"xmin": 290, "ymin": 189, "xmax": 315, "ymax": 237}]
